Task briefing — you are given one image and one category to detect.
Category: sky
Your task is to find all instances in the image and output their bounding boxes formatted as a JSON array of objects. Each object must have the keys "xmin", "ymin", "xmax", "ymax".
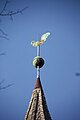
[{"xmin": 0, "ymin": 0, "xmax": 80, "ymax": 120}]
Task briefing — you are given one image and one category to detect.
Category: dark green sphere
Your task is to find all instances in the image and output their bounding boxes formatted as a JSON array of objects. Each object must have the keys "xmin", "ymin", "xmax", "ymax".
[{"xmin": 33, "ymin": 56, "xmax": 45, "ymax": 68}]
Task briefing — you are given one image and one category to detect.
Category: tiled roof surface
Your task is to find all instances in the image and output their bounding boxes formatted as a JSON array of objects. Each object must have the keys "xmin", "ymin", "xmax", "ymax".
[{"xmin": 25, "ymin": 78, "xmax": 52, "ymax": 120}]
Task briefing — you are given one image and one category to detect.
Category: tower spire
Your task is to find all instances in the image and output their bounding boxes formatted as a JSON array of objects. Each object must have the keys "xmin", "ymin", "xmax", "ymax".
[{"xmin": 25, "ymin": 32, "xmax": 52, "ymax": 120}]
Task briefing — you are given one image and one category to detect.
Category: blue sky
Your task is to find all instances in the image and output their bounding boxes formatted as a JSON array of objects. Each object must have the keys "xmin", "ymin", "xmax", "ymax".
[{"xmin": 0, "ymin": 0, "xmax": 80, "ymax": 120}]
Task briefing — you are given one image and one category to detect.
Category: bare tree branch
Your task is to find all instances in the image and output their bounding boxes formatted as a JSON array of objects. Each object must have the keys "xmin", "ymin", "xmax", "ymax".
[
  {"xmin": 0, "ymin": 35, "xmax": 9, "ymax": 40},
  {"xmin": 0, "ymin": 1, "xmax": 27, "ymax": 90},
  {"xmin": 0, "ymin": 6, "xmax": 28, "ymax": 16},
  {"xmin": 0, "ymin": 80, "xmax": 14, "ymax": 90},
  {"xmin": 0, "ymin": 28, "xmax": 8, "ymax": 36},
  {"xmin": 0, "ymin": 83, "xmax": 14, "ymax": 90},
  {"xmin": 75, "ymin": 72, "xmax": 80, "ymax": 77},
  {"xmin": 0, "ymin": 0, "xmax": 28, "ymax": 17},
  {"xmin": 0, "ymin": 0, "xmax": 9, "ymax": 14},
  {"xmin": 0, "ymin": 0, "xmax": 28, "ymax": 40},
  {"xmin": 0, "ymin": 28, "xmax": 8, "ymax": 40},
  {"xmin": 0, "ymin": 52, "xmax": 6, "ymax": 56}
]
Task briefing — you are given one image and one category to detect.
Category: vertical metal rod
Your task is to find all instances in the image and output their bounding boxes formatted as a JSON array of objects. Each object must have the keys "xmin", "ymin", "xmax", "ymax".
[
  {"xmin": 37, "ymin": 66, "xmax": 40, "ymax": 78},
  {"xmin": 37, "ymin": 46, "xmax": 40, "ymax": 78},
  {"xmin": 37, "ymin": 46, "xmax": 40, "ymax": 56}
]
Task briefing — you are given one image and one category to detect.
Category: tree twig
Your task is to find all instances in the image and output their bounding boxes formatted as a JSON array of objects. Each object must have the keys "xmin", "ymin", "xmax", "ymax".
[
  {"xmin": 0, "ymin": 83, "xmax": 14, "ymax": 90},
  {"xmin": 0, "ymin": 35, "xmax": 9, "ymax": 40},
  {"xmin": 0, "ymin": 52, "xmax": 6, "ymax": 56},
  {"xmin": 0, "ymin": 5, "xmax": 28, "ymax": 17},
  {"xmin": 0, "ymin": 28, "xmax": 8, "ymax": 36},
  {"xmin": 0, "ymin": 0, "xmax": 9, "ymax": 14},
  {"xmin": 0, "ymin": 80, "xmax": 14, "ymax": 90}
]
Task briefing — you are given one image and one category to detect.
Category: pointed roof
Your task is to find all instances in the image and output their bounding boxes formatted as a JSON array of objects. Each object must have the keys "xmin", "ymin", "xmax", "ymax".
[
  {"xmin": 25, "ymin": 77, "xmax": 52, "ymax": 120},
  {"xmin": 34, "ymin": 77, "xmax": 42, "ymax": 89}
]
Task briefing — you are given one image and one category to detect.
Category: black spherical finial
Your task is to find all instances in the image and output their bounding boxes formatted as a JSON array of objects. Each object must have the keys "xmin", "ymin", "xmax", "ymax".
[{"xmin": 33, "ymin": 56, "xmax": 45, "ymax": 68}]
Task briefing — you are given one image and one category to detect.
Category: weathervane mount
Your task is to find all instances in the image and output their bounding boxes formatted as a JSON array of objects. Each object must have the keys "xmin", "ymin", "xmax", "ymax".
[{"xmin": 31, "ymin": 32, "xmax": 50, "ymax": 78}]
